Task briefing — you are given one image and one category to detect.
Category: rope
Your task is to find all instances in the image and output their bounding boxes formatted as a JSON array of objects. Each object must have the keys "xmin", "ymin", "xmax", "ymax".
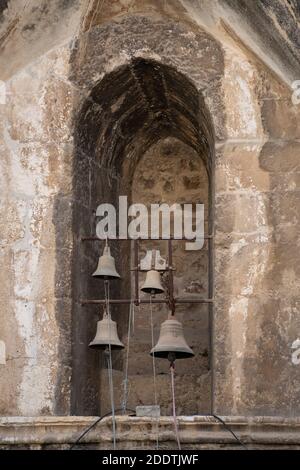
[
  {"xmin": 69, "ymin": 408, "xmax": 135, "ymax": 450},
  {"xmin": 104, "ymin": 279, "xmax": 117, "ymax": 450},
  {"xmin": 106, "ymin": 350, "xmax": 116, "ymax": 450},
  {"xmin": 121, "ymin": 300, "xmax": 135, "ymax": 413},
  {"xmin": 69, "ymin": 410, "xmax": 247, "ymax": 450},
  {"xmin": 131, "ymin": 298, "xmax": 135, "ymax": 335},
  {"xmin": 150, "ymin": 294, "xmax": 159, "ymax": 449},
  {"xmin": 212, "ymin": 414, "xmax": 247, "ymax": 449},
  {"xmin": 170, "ymin": 362, "xmax": 181, "ymax": 450}
]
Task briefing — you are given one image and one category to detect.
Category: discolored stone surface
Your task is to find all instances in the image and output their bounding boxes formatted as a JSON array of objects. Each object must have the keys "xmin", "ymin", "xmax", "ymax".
[{"xmin": 0, "ymin": 1, "xmax": 299, "ymax": 449}]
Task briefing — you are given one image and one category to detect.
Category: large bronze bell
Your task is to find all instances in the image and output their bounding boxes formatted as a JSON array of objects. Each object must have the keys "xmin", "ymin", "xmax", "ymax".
[
  {"xmin": 150, "ymin": 317, "xmax": 194, "ymax": 359},
  {"xmin": 89, "ymin": 309, "xmax": 124, "ymax": 350},
  {"xmin": 141, "ymin": 270, "xmax": 164, "ymax": 295},
  {"xmin": 92, "ymin": 245, "xmax": 120, "ymax": 279}
]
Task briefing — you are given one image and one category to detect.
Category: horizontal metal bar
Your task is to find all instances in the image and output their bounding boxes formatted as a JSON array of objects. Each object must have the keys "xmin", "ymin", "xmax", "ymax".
[
  {"xmin": 81, "ymin": 298, "xmax": 214, "ymax": 305},
  {"xmin": 130, "ymin": 267, "xmax": 175, "ymax": 272},
  {"xmin": 81, "ymin": 236, "xmax": 214, "ymax": 242},
  {"xmin": 176, "ymin": 298, "xmax": 214, "ymax": 304}
]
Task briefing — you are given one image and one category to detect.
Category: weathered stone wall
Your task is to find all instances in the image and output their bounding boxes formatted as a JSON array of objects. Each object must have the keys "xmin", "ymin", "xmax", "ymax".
[
  {"xmin": 214, "ymin": 50, "xmax": 300, "ymax": 416},
  {"xmin": 0, "ymin": 44, "xmax": 77, "ymax": 415},
  {"xmin": 0, "ymin": 0, "xmax": 299, "ymax": 427}
]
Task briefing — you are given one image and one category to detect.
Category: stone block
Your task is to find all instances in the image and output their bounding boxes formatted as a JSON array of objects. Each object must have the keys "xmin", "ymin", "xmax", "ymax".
[
  {"xmin": 136, "ymin": 405, "xmax": 160, "ymax": 417},
  {"xmin": 216, "ymin": 143, "xmax": 270, "ymax": 192},
  {"xmin": 215, "ymin": 191, "xmax": 271, "ymax": 234},
  {"xmin": 259, "ymin": 141, "xmax": 300, "ymax": 173},
  {"xmin": 223, "ymin": 49, "xmax": 264, "ymax": 140},
  {"xmin": 261, "ymin": 99, "xmax": 300, "ymax": 140}
]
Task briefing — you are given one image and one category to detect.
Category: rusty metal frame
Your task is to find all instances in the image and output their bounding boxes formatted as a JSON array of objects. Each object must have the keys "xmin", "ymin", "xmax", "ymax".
[{"xmin": 80, "ymin": 236, "xmax": 214, "ymax": 311}]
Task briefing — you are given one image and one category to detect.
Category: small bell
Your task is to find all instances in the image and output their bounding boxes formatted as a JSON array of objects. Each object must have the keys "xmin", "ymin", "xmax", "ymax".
[
  {"xmin": 89, "ymin": 308, "xmax": 124, "ymax": 350},
  {"xmin": 150, "ymin": 316, "xmax": 194, "ymax": 360},
  {"xmin": 141, "ymin": 270, "xmax": 164, "ymax": 295},
  {"xmin": 92, "ymin": 244, "xmax": 120, "ymax": 279}
]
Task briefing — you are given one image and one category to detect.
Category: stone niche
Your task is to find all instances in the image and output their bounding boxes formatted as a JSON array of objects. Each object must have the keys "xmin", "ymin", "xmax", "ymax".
[
  {"xmin": 97, "ymin": 137, "xmax": 211, "ymax": 416},
  {"xmin": 72, "ymin": 57, "xmax": 214, "ymax": 416}
]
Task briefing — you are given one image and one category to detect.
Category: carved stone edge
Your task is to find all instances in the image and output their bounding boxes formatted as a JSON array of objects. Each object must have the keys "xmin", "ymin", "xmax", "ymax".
[{"xmin": 1, "ymin": 416, "xmax": 300, "ymax": 446}]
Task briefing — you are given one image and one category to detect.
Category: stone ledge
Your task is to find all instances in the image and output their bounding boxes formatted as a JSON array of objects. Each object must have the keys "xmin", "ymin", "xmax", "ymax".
[{"xmin": 1, "ymin": 415, "xmax": 300, "ymax": 449}]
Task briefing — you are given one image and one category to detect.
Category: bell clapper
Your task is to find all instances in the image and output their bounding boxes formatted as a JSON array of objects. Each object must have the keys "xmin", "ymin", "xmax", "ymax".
[
  {"xmin": 141, "ymin": 269, "xmax": 165, "ymax": 295},
  {"xmin": 150, "ymin": 314, "xmax": 194, "ymax": 359},
  {"xmin": 168, "ymin": 352, "xmax": 176, "ymax": 366}
]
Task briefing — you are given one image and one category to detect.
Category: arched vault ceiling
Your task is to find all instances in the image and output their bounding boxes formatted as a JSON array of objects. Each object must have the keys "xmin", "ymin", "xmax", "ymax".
[{"xmin": 76, "ymin": 58, "xmax": 214, "ymax": 176}]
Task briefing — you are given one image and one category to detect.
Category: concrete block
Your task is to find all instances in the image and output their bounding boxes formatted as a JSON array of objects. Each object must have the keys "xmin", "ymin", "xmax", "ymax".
[{"xmin": 136, "ymin": 405, "xmax": 160, "ymax": 418}]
